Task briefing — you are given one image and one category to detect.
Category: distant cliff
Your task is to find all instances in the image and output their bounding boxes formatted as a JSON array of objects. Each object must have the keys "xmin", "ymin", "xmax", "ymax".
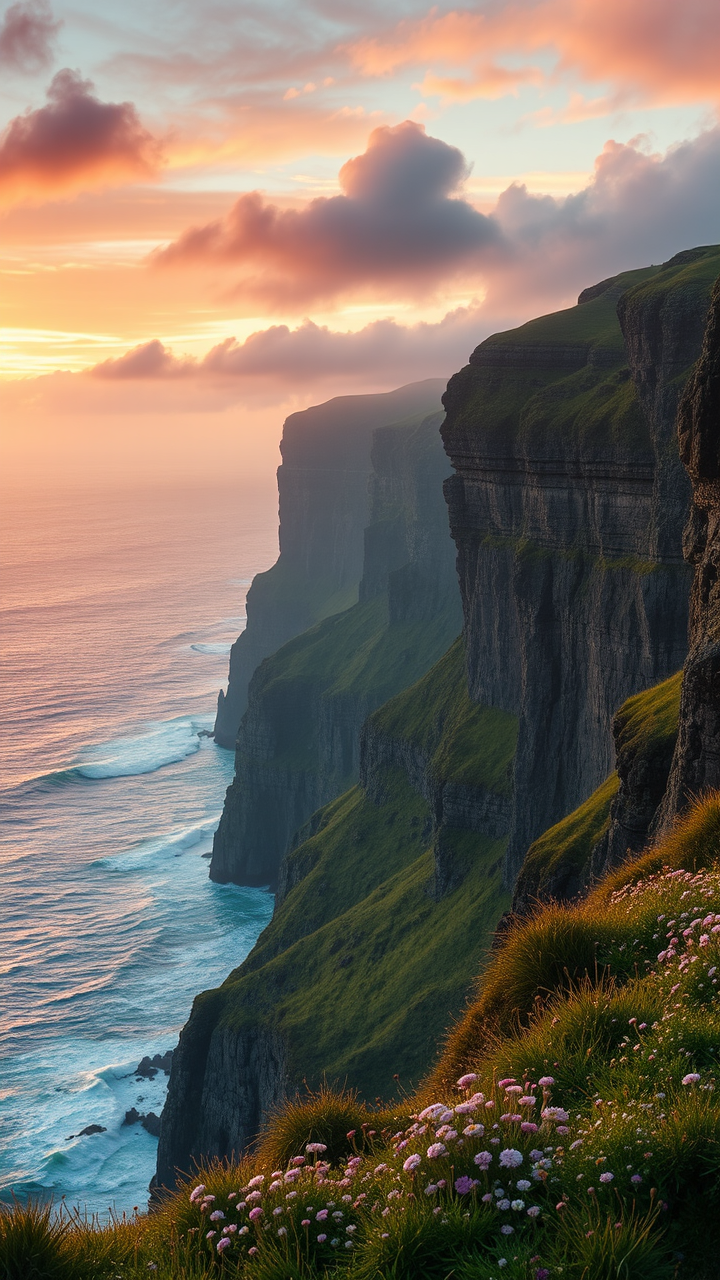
[
  {"xmin": 210, "ymin": 405, "xmax": 460, "ymax": 887},
  {"xmin": 214, "ymin": 381, "xmax": 445, "ymax": 747}
]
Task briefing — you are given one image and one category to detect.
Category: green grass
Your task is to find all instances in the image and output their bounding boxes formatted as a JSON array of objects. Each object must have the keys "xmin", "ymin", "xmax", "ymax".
[
  {"xmin": 517, "ymin": 772, "xmax": 620, "ymax": 902},
  {"xmin": 613, "ymin": 671, "xmax": 682, "ymax": 764},
  {"xmin": 215, "ymin": 767, "xmax": 510, "ymax": 1098},
  {"xmin": 369, "ymin": 638, "xmax": 518, "ymax": 796},
  {"xmin": 9, "ymin": 794, "xmax": 720, "ymax": 1277},
  {"xmin": 515, "ymin": 671, "xmax": 683, "ymax": 903}
]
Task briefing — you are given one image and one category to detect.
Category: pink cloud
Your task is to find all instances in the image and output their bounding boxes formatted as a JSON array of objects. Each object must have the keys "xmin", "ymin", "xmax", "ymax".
[
  {"xmin": 153, "ymin": 119, "xmax": 720, "ymax": 315},
  {"xmin": 0, "ymin": 68, "xmax": 160, "ymax": 204},
  {"xmin": 0, "ymin": 0, "xmax": 59, "ymax": 72},
  {"xmin": 91, "ymin": 305, "xmax": 506, "ymax": 389},
  {"xmin": 153, "ymin": 120, "xmax": 500, "ymax": 306}
]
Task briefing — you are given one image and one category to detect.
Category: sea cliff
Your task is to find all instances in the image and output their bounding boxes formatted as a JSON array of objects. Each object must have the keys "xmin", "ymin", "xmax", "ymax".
[
  {"xmin": 214, "ymin": 380, "xmax": 444, "ymax": 747},
  {"xmin": 210, "ymin": 402, "xmax": 460, "ymax": 886},
  {"xmin": 155, "ymin": 247, "xmax": 720, "ymax": 1194},
  {"xmin": 442, "ymin": 248, "xmax": 720, "ymax": 884}
]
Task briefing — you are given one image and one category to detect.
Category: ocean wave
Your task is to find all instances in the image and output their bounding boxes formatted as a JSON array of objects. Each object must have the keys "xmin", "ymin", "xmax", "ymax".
[
  {"xmin": 97, "ymin": 813, "xmax": 221, "ymax": 872},
  {"xmin": 73, "ymin": 719, "xmax": 206, "ymax": 780},
  {"xmin": 190, "ymin": 642, "xmax": 232, "ymax": 654}
]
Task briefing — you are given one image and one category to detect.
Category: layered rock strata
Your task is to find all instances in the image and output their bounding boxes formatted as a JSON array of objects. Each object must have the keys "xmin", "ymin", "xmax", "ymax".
[
  {"xmin": 442, "ymin": 249, "xmax": 719, "ymax": 884},
  {"xmin": 656, "ymin": 273, "xmax": 720, "ymax": 824}
]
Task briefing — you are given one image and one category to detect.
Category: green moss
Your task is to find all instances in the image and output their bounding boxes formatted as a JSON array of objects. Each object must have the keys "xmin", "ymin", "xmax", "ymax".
[
  {"xmin": 216, "ymin": 769, "xmax": 509, "ymax": 1097},
  {"xmin": 521, "ymin": 772, "xmax": 620, "ymax": 896},
  {"xmin": 370, "ymin": 637, "xmax": 518, "ymax": 796}
]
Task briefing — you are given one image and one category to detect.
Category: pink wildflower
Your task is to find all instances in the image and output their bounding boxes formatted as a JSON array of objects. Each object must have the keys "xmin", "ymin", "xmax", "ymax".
[{"xmin": 457, "ymin": 1073, "xmax": 478, "ymax": 1089}]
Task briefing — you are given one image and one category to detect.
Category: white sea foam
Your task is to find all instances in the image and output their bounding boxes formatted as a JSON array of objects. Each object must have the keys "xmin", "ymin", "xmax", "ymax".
[
  {"xmin": 74, "ymin": 718, "xmax": 208, "ymax": 779},
  {"xmin": 100, "ymin": 814, "xmax": 220, "ymax": 872},
  {"xmin": 190, "ymin": 642, "xmax": 233, "ymax": 654}
]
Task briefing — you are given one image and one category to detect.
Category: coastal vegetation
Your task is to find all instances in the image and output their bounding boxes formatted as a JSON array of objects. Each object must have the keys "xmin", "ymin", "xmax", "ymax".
[{"xmin": 5, "ymin": 792, "xmax": 720, "ymax": 1277}]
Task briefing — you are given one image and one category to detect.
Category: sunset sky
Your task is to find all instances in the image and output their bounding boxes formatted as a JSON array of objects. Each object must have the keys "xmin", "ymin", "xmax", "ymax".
[{"xmin": 1, "ymin": 0, "xmax": 719, "ymax": 486}]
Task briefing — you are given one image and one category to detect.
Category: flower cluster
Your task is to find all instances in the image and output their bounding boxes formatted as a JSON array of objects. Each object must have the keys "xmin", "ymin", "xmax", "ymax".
[{"xmin": 185, "ymin": 1076, "xmax": 577, "ymax": 1269}]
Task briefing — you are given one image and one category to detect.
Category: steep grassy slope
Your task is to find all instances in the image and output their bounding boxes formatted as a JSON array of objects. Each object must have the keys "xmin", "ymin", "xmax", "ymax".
[{"xmin": 203, "ymin": 639, "xmax": 518, "ymax": 1101}]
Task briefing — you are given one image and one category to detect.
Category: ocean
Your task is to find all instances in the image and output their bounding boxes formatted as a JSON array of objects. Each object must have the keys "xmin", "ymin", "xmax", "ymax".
[{"xmin": 0, "ymin": 480, "xmax": 279, "ymax": 1218}]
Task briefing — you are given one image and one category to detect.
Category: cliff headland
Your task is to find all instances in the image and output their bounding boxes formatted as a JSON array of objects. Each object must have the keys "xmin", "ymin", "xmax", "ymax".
[{"xmin": 155, "ymin": 245, "xmax": 720, "ymax": 1193}]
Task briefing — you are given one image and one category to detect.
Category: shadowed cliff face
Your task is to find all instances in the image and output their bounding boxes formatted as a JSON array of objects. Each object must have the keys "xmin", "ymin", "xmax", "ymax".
[
  {"xmin": 442, "ymin": 249, "xmax": 720, "ymax": 885},
  {"xmin": 656, "ymin": 275, "xmax": 720, "ymax": 825},
  {"xmin": 214, "ymin": 380, "xmax": 445, "ymax": 748}
]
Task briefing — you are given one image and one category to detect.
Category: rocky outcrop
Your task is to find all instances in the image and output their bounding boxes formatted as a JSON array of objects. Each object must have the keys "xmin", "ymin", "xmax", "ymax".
[
  {"xmin": 214, "ymin": 381, "xmax": 444, "ymax": 747},
  {"xmin": 155, "ymin": 992, "xmax": 288, "ymax": 1191},
  {"xmin": 656, "ymin": 273, "xmax": 720, "ymax": 825},
  {"xmin": 210, "ymin": 408, "xmax": 460, "ymax": 887},
  {"xmin": 442, "ymin": 249, "xmax": 720, "ymax": 884}
]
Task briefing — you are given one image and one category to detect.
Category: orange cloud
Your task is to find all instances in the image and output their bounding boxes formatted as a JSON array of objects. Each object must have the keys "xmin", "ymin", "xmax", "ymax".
[
  {"xmin": 153, "ymin": 121, "xmax": 501, "ymax": 308},
  {"xmin": 349, "ymin": 0, "xmax": 720, "ymax": 112},
  {"xmin": 0, "ymin": 68, "xmax": 161, "ymax": 206}
]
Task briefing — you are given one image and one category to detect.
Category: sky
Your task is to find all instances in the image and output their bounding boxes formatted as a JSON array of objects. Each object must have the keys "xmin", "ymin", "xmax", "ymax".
[{"xmin": 1, "ymin": 0, "xmax": 719, "ymax": 487}]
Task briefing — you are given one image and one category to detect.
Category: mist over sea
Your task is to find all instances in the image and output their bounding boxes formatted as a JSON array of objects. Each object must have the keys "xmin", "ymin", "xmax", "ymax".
[{"xmin": 0, "ymin": 481, "xmax": 278, "ymax": 1217}]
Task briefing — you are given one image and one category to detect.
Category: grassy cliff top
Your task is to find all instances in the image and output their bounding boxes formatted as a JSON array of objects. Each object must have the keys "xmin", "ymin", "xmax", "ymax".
[{"xmin": 443, "ymin": 245, "xmax": 720, "ymax": 457}]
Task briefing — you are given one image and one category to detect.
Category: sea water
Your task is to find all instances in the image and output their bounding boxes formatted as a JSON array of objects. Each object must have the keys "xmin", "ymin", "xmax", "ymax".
[{"xmin": 0, "ymin": 481, "xmax": 279, "ymax": 1217}]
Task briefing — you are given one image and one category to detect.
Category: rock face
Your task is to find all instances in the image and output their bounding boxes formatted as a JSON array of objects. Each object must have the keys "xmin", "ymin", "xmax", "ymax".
[
  {"xmin": 155, "ymin": 994, "xmax": 288, "ymax": 1192},
  {"xmin": 210, "ymin": 407, "xmax": 460, "ymax": 887},
  {"xmin": 214, "ymin": 381, "xmax": 445, "ymax": 747},
  {"xmin": 656, "ymin": 274, "xmax": 720, "ymax": 825},
  {"xmin": 441, "ymin": 249, "xmax": 719, "ymax": 884}
]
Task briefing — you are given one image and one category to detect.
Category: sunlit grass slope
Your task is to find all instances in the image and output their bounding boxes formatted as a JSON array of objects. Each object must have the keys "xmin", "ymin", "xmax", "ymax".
[{"xmin": 9, "ymin": 792, "xmax": 720, "ymax": 1278}]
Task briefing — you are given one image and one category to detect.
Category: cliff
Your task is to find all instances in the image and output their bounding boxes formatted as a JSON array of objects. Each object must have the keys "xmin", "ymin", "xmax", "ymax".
[
  {"xmin": 213, "ymin": 380, "xmax": 444, "ymax": 747},
  {"xmin": 442, "ymin": 246, "xmax": 720, "ymax": 884},
  {"xmin": 156, "ymin": 639, "xmax": 515, "ymax": 1191},
  {"xmin": 656, "ymin": 271, "xmax": 720, "ymax": 824},
  {"xmin": 210, "ymin": 408, "xmax": 461, "ymax": 887},
  {"xmin": 156, "ymin": 247, "xmax": 719, "ymax": 1194}
]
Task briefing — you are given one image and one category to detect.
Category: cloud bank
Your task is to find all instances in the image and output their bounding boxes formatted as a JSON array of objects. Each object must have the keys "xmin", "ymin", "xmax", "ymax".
[
  {"xmin": 0, "ymin": 68, "xmax": 160, "ymax": 203},
  {"xmin": 154, "ymin": 119, "xmax": 720, "ymax": 314},
  {"xmin": 0, "ymin": 0, "xmax": 59, "ymax": 73},
  {"xmin": 91, "ymin": 305, "xmax": 501, "ymax": 390}
]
